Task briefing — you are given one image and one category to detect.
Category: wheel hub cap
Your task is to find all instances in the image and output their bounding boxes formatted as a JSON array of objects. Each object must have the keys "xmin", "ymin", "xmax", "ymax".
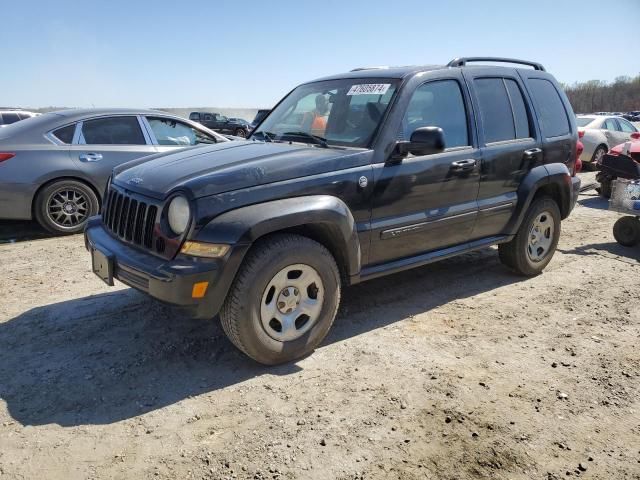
[
  {"xmin": 47, "ymin": 188, "xmax": 89, "ymax": 228},
  {"xmin": 277, "ymin": 286, "xmax": 300, "ymax": 314},
  {"xmin": 527, "ymin": 211, "xmax": 554, "ymax": 262},
  {"xmin": 260, "ymin": 264, "xmax": 323, "ymax": 342}
]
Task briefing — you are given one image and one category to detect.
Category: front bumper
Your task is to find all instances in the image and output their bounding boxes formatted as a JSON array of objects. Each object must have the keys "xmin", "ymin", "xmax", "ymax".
[
  {"xmin": 84, "ymin": 217, "xmax": 247, "ymax": 319},
  {"xmin": 570, "ymin": 175, "xmax": 581, "ymax": 212}
]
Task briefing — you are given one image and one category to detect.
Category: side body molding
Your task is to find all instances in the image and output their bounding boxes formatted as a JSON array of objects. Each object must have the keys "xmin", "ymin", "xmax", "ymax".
[
  {"xmin": 504, "ymin": 163, "xmax": 573, "ymax": 235},
  {"xmin": 194, "ymin": 195, "xmax": 362, "ymax": 278}
]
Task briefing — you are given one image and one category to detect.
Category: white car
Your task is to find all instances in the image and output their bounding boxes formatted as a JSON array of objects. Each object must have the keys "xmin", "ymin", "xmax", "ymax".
[{"xmin": 576, "ymin": 115, "xmax": 639, "ymax": 167}]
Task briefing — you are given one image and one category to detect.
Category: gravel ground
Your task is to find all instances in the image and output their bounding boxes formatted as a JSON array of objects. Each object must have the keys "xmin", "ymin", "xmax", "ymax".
[{"xmin": 0, "ymin": 173, "xmax": 638, "ymax": 480}]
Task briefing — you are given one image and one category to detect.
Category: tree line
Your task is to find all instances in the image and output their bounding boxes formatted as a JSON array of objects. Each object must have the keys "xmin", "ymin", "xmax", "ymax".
[{"xmin": 561, "ymin": 75, "xmax": 640, "ymax": 114}]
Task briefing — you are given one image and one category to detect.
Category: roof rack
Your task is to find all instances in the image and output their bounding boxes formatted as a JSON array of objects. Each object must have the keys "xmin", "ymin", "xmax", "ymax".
[
  {"xmin": 350, "ymin": 66, "xmax": 390, "ymax": 72},
  {"xmin": 447, "ymin": 57, "xmax": 545, "ymax": 71}
]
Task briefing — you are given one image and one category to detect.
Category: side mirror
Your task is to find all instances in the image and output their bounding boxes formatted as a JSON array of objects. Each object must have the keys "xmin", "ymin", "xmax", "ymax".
[
  {"xmin": 631, "ymin": 132, "xmax": 640, "ymax": 140},
  {"xmin": 409, "ymin": 127, "xmax": 445, "ymax": 156}
]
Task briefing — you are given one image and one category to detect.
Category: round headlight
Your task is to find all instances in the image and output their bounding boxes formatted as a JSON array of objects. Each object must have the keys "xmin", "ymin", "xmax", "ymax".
[{"xmin": 167, "ymin": 196, "xmax": 190, "ymax": 235}]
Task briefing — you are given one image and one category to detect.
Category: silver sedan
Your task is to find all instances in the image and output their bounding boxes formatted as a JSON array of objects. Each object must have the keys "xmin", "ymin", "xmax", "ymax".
[
  {"xmin": 0, "ymin": 109, "xmax": 227, "ymax": 233},
  {"xmin": 576, "ymin": 115, "xmax": 639, "ymax": 167}
]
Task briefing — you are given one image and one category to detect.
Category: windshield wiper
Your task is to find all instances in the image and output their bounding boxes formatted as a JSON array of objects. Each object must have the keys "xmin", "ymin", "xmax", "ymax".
[
  {"xmin": 282, "ymin": 131, "xmax": 328, "ymax": 148},
  {"xmin": 253, "ymin": 130, "xmax": 275, "ymax": 142}
]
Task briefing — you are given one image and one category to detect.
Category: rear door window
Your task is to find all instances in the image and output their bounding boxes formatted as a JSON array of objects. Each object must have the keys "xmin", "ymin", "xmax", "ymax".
[
  {"xmin": 474, "ymin": 78, "xmax": 516, "ymax": 143},
  {"xmin": 52, "ymin": 124, "xmax": 76, "ymax": 144},
  {"xmin": 81, "ymin": 116, "xmax": 146, "ymax": 145},
  {"xmin": 401, "ymin": 79, "xmax": 469, "ymax": 148},
  {"xmin": 604, "ymin": 119, "xmax": 620, "ymax": 131},
  {"xmin": 189, "ymin": 113, "xmax": 201, "ymax": 121},
  {"xmin": 527, "ymin": 78, "xmax": 570, "ymax": 138},
  {"xmin": 146, "ymin": 117, "xmax": 218, "ymax": 145},
  {"xmin": 618, "ymin": 119, "xmax": 637, "ymax": 132}
]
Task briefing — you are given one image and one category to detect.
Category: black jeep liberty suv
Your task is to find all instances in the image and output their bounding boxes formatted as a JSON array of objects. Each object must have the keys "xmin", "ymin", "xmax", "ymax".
[{"xmin": 86, "ymin": 57, "xmax": 582, "ymax": 365}]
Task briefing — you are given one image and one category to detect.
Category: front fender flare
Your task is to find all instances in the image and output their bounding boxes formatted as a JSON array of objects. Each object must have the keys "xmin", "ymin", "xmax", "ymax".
[{"xmin": 194, "ymin": 195, "xmax": 361, "ymax": 277}]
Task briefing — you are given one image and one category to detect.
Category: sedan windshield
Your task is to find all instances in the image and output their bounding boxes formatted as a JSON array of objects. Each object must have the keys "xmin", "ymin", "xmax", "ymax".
[{"xmin": 251, "ymin": 78, "xmax": 398, "ymax": 148}]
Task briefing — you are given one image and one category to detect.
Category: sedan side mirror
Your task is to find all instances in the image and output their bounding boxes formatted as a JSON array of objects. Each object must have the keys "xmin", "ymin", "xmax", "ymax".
[{"xmin": 409, "ymin": 127, "xmax": 446, "ymax": 156}]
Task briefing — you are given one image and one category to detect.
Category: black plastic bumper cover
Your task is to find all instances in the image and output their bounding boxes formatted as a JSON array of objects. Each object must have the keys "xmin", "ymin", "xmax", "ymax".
[{"xmin": 84, "ymin": 217, "xmax": 246, "ymax": 319}]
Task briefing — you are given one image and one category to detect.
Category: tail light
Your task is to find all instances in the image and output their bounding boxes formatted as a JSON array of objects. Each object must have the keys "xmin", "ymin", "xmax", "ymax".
[
  {"xmin": 0, "ymin": 153, "xmax": 15, "ymax": 163},
  {"xmin": 573, "ymin": 140, "xmax": 584, "ymax": 175},
  {"xmin": 578, "ymin": 130, "xmax": 585, "ymax": 139}
]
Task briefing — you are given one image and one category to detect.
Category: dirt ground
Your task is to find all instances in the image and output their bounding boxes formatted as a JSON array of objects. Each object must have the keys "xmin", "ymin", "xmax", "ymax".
[{"xmin": 0, "ymin": 172, "xmax": 638, "ymax": 480}]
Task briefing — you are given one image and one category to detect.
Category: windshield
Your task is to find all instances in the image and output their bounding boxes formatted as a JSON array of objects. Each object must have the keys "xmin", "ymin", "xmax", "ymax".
[
  {"xmin": 251, "ymin": 78, "xmax": 399, "ymax": 148},
  {"xmin": 576, "ymin": 116, "xmax": 596, "ymax": 127}
]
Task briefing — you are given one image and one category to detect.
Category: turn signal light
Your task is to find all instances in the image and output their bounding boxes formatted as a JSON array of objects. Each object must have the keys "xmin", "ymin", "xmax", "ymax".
[
  {"xmin": 192, "ymin": 281, "xmax": 209, "ymax": 299},
  {"xmin": 0, "ymin": 153, "xmax": 15, "ymax": 163},
  {"xmin": 181, "ymin": 241, "xmax": 230, "ymax": 258}
]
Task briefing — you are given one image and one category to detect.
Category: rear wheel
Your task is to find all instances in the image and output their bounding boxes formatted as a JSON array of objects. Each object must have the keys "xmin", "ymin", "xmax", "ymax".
[
  {"xmin": 499, "ymin": 197, "xmax": 561, "ymax": 276},
  {"xmin": 34, "ymin": 180, "xmax": 99, "ymax": 234},
  {"xmin": 613, "ymin": 216, "xmax": 640, "ymax": 247},
  {"xmin": 234, "ymin": 128, "xmax": 247, "ymax": 138},
  {"xmin": 220, "ymin": 234, "xmax": 341, "ymax": 365}
]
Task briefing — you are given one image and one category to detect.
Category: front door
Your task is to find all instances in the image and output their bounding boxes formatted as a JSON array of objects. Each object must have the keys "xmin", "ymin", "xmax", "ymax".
[
  {"xmin": 368, "ymin": 77, "xmax": 480, "ymax": 265},
  {"xmin": 70, "ymin": 115, "xmax": 157, "ymax": 193}
]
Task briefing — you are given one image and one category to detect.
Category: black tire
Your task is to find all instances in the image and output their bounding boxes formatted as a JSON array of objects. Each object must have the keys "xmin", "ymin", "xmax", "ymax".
[
  {"xmin": 234, "ymin": 128, "xmax": 247, "ymax": 138},
  {"xmin": 613, "ymin": 216, "xmax": 640, "ymax": 247},
  {"xmin": 34, "ymin": 179, "xmax": 99, "ymax": 234},
  {"xmin": 220, "ymin": 234, "xmax": 341, "ymax": 365},
  {"xmin": 598, "ymin": 175, "xmax": 614, "ymax": 199},
  {"xmin": 499, "ymin": 196, "xmax": 561, "ymax": 276}
]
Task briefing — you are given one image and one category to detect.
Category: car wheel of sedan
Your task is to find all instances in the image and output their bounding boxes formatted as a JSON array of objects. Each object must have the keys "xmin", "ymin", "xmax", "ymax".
[
  {"xmin": 220, "ymin": 234, "xmax": 341, "ymax": 365},
  {"xmin": 591, "ymin": 145, "xmax": 607, "ymax": 167},
  {"xmin": 234, "ymin": 128, "xmax": 246, "ymax": 138},
  {"xmin": 499, "ymin": 196, "xmax": 561, "ymax": 276},
  {"xmin": 34, "ymin": 180, "xmax": 99, "ymax": 234}
]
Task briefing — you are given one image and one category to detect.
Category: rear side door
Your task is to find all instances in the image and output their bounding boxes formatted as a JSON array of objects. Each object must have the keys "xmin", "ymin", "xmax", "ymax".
[
  {"xmin": 462, "ymin": 69, "xmax": 541, "ymax": 239},
  {"xmin": 69, "ymin": 115, "xmax": 157, "ymax": 193},
  {"xmin": 368, "ymin": 74, "xmax": 481, "ymax": 265},
  {"xmin": 520, "ymin": 73, "xmax": 575, "ymax": 169},
  {"xmin": 603, "ymin": 118, "xmax": 624, "ymax": 147}
]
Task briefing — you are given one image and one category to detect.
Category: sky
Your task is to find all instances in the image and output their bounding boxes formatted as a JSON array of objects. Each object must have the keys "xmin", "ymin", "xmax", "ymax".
[{"xmin": 2, "ymin": 0, "xmax": 639, "ymax": 109}]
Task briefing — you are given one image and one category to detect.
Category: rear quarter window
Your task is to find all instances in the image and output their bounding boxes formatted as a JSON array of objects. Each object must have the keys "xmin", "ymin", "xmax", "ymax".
[
  {"xmin": 528, "ymin": 79, "xmax": 570, "ymax": 138},
  {"xmin": 52, "ymin": 124, "xmax": 76, "ymax": 144}
]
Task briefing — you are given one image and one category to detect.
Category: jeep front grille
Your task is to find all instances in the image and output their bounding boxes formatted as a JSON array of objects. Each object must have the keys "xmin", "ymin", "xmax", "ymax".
[{"xmin": 103, "ymin": 187, "xmax": 159, "ymax": 251}]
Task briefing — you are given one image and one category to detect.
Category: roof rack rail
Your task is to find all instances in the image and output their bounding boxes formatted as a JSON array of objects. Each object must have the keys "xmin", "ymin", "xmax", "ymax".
[
  {"xmin": 447, "ymin": 57, "xmax": 545, "ymax": 71},
  {"xmin": 350, "ymin": 66, "xmax": 389, "ymax": 72}
]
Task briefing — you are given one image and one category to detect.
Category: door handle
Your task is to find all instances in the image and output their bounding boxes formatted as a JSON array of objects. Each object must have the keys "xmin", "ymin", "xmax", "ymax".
[
  {"xmin": 79, "ymin": 153, "xmax": 103, "ymax": 162},
  {"xmin": 523, "ymin": 148, "xmax": 542, "ymax": 162},
  {"xmin": 450, "ymin": 159, "xmax": 477, "ymax": 172}
]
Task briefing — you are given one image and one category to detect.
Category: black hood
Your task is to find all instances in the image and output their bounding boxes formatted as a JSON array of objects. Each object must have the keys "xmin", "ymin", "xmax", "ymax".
[{"xmin": 113, "ymin": 140, "xmax": 371, "ymax": 199}]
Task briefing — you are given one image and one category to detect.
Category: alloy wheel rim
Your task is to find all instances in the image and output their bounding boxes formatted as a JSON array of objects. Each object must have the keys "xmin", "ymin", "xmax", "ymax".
[
  {"xmin": 594, "ymin": 148, "xmax": 605, "ymax": 163},
  {"xmin": 47, "ymin": 187, "xmax": 89, "ymax": 228},
  {"xmin": 527, "ymin": 211, "xmax": 554, "ymax": 262},
  {"xmin": 260, "ymin": 264, "xmax": 323, "ymax": 342}
]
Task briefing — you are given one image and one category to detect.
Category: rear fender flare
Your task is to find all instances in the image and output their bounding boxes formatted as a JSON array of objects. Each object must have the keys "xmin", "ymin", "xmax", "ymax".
[{"xmin": 505, "ymin": 163, "xmax": 572, "ymax": 234}]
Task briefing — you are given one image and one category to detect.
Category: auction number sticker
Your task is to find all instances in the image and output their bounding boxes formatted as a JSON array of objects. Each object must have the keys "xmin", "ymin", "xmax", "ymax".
[{"xmin": 347, "ymin": 84, "xmax": 391, "ymax": 96}]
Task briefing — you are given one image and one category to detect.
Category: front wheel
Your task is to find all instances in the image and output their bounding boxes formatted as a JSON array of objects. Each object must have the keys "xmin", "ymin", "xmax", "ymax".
[
  {"xmin": 220, "ymin": 234, "xmax": 341, "ymax": 365},
  {"xmin": 234, "ymin": 128, "xmax": 247, "ymax": 138},
  {"xmin": 499, "ymin": 197, "xmax": 561, "ymax": 276}
]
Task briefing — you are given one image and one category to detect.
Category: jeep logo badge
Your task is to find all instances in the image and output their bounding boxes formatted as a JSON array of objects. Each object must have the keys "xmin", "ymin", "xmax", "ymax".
[{"xmin": 128, "ymin": 177, "xmax": 143, "ymax": 185}]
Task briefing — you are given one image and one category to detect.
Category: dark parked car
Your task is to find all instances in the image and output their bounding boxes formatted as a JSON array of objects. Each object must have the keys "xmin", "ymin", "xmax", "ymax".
[
  {"xmin": 0, "ymin": 109, "xmax": 227, "ymax": 233},
  {"xmin": 86, "ymin": 57, "xmax": 581, "ymax": 365},
  {"xmin": 188, "ymin": 112, "xmax": 250, "ymax": 138}
]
